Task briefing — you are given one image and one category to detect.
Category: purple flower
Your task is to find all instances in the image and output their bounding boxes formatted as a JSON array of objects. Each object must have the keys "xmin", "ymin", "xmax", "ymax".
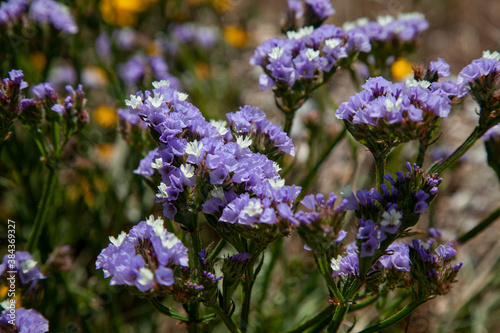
[
  {"xmin": 0, "ymin": 252, "xmax": 45, "ymax": 292},
  {"xmin": 435, "ymin": 245, "xmax": 457, "ymax": 261},
  {"xmin": 429, "ymin": 58, "xmax": 450, "ymax": 78},
  {"xmin": 32, "ymin": 83, "xmax": 55, "ymax": 99},
  {"xmin": 0, "ymin": 307, "xmax": 49, "ymax": 333},
  {"xmin": 0, "ymin": 0, "xmax": 28, "ymax": 24},
  {"xmin": 96, "ymin": 215, "xmax": 189, "ymax": 293},
  {"xmin": 30, "ymin": 0, "xmax": 78, "ymax": 34},
  {"xmin": 305, "ymin": 0, "xmax": 335, "ymax": 21},
  {"xmin": 119, "ymin": 56, "xmax": 145, "ymax": 86},
  {"xmin": 378, "ymin": 243, "xmax": 410, "ymax": 272},
  {"xmin": 457, "ymin": 57, "xmax": 500, "ymax": 86}
]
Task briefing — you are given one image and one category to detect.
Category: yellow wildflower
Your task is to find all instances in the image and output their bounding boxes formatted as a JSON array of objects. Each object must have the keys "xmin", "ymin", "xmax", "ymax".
[
  {"xmin": 391, "ymin": 58, "xmax": 413, "ymax": 81},
  {"xmin": 223, "ymin": 26, "xmax": 248, "ymax": 48},
  {"xmin": 93, "ymin": 106, "xmax": 118, "ymax": 128}
]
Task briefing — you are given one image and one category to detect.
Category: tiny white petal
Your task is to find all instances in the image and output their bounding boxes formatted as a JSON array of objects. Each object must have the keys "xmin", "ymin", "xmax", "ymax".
[
  {"xmin": 148, "ymin": 92, "xmax": 164, "ymax": 108},
  {"xmin": 185, "ymin": 140, "xmax": 204, "ymax": 158},
  {"xmin": 243, "ymin": 200, "xmax": 263, "ymax": 217},
  {"xmin": 20, "ymin": 259, "xmax": 38, "ymax": 274},
  {"xmin": 151, "ymin": 158, "xmax": 163, "ymax": 169},
  {"xmin": 482, "ymin": 50, "xmax": 500, "ymax": 61},
  {"xmin": 210, "ymin": 187, "xmax": 225, "ymax": 200},
  {"xmin": 210, "ymin": 119, "xmax": 228, "ymax": 136},
  {"xmin": 273, "ymin": 162, "xmax": 282, "ymax": 173},
  {"xmin": 152, "ymin": 80, "xmax": 170, "ymax": 88},
  {"xmin": 125, "ymin": 95, "xmax": 142, "ymax": 109},
  {"xmin": 306, "ymin": 48, "xmax": 320, "ymax": 61},
  {"xmin": 180, "ymin": 164, "xmax": 195, "ymax": 178},
  {"xmin": 236, "ymin": 136, "xmax": 252, "ymax": 149},
  {"xmin": 269, "ymin": 47, "xmax": 284, "ymax": 60},
  {"xmin": 325, "ymin": 38, "xmax": 341, "ymax": 49},
  {"xmin": 269, "ymin": 178, "xmax": 285, "ymax": 189},
  {"xmin": 177, "ymin": 92, "xmax": 189, "ymax": 101},
  {"xmin": 330, "ymin": 255, "xmax": 343, "ymax": 271},
  {"xmin": 109, "ymin": 231, "xmax": 127, "ymax": 247},
  {"xmin": 137, "ymin": 267, "xmax": 154, "ymax": 286},
  {"xmin": 156, "ymin": 183, "xmax": 169, "ymax": 198}
]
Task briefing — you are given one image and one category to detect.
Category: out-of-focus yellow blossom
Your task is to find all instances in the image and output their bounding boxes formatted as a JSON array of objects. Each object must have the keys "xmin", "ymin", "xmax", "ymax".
[
  {"xmin": 147, "ymin": 41, "xmax": 163, "ymax": 56},
  {"xmin": 82, "ymin": 66, "xmax": 108, "ymax": 87},
  {"xmin": 0, "ymin": 285, "xmax": 23, "ymax": 308},
  {"xmin": 96, "ymin": 144, "xmax": 115, "ymax": 163},
  {"xmin": 391, "ymin": 58, "xmax": 413, "ymax": 81},
  {"xmin": 100, "ymin": 0, "xmax": 158, "ymax": 27},
  {"xmin": 194, "ymin": 63, "xmax": 213, "ymax": 80},
  {"xmin": 223, "ymin": 26, "xmax": 248, "ymax": 48},
  {"xmin": 211, "ymin": 0, "xmax": 235, "ymax": 12},
  {"xmin": 93, "ymin": 106, "xmax": 118, "ymax": 128},
  {"xmin": 30, "ymin": 52, "xmax": 47, "ymax": 72}
]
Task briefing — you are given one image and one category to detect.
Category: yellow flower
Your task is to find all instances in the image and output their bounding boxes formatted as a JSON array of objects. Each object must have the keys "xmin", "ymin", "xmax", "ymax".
[
  {"xmin": 96, "ymin": 144, "xmax": 115, "ymax": 162},
  {"xmin": 100, "ymin": 0, "xmax": 158, "ymax": 26},
  {"xmin": 194, "ymin": 63, "xmax": 213, "ymax": 80},
  {"xmin": 30, "ymin": 52, "xmax": 47, "ymax": 72},
  {"xmin": 223, "ymin": 26, "xmax": 248, "ymax": 48},
  {"xmin": 93, "ymin": 106, "xmax": 118, "ymax": 128},
  {"xmin": 211, "ymin": 0, "xmax": 235, "ymax": 12},
  {"xmin": 391, "ymin": 58, "xmax": 413, "ymax": 81}
]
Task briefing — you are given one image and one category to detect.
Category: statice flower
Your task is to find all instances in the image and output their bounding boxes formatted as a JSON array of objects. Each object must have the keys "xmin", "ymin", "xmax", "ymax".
[
  {"xmin": 457, "ymin": 51, "xmax": 500, "ymax": 116},
  {"xmin": 29, "ymin": 0, "xmax": 78, "ymax": 34},
  {"xmin": 0, "ymin": 252, "xmax": 45, "ymax": 293},
  {"xmin": 409, "ymin": 240, "xmax": 462, "ymax": 298},
  {"xmin": 0, "ymin": 0, "xmax": 27, "ymax": 24},
  {"xmin": 336, "ymin": 76, "xmax": 453, "ymax": 153},
  {"xmin": 250, "ymin": 24, "xmax": 371, "ymax": 92},
  {"xmin": 169, "ymin": 23, "xmax": 219, "ymax": 50},
  {"xmin": 0, "ymin": 307, "xmax": 49, "ymax": 333},
  {"xmin": 96, "ymin": 216, "xmax": 188, "ymax": 293},
  {"xmin": 378, "ymin": 242, "xmax": 410, "ymax": 272},
  {"xmin": 331, "ymin": 243, "xmax": 359, "ymax": 277}
]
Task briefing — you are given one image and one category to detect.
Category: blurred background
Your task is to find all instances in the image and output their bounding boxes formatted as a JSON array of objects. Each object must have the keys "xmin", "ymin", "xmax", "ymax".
[{"xmin": 1, "ymin": 0, "xmax": 499, "ymax": 332}]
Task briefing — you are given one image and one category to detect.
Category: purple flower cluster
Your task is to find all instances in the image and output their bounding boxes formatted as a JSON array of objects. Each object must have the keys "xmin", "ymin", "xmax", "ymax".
[
  {"xmin": 343, "ymin": 12, "xmax": 428, "ymax": 43},
  {"xmin": 29, "ymin": 0, "xmax": 78, "ymax": 34},
  {"xmin": 457, "ymin": 51, "xmax": 500, "ymax": 88},
  {"xmin": 118, "ymin": 55, "xmax": 181, "ymax": 89},
  {"xmin": 227, "ymin": 105, "xmax": 295, "ymax": 157},
  {"xmin": 285, "ymin": 0, "xmax": 335, "ymax": 27},
  {"xmin": 250, "ymin": 24, "xmax": 371, "ymax": 91},
  {"xmin": 96, "ymin": 216, "xmax": 188, "ymax": 292},
  {"xmin": 378, "ymin": 242, "xmax": 410, "ymax": 272},
  {"xmin": 0, "ymin": 0, "xmax": 27, "ymax": 24},
  {"xmin": 0, "ymin": 307, "xmax": 49, "ymax": 333},
  {"xmin": 336, "ymin": 76, "xmax": 455, "ymax": 148},
  {"xmin": 330, "ymin": 243, "xmax": 359, "ymax": 277},
  {"xmin": 0, "ymin": 251, "xmax": 45, "ymax": 292},
  {"xmin": 124, "ymin": 82, "xmax": 299, "ymax": 231},
  {"xmin": 169, "ymin": 23, "xmax": 219, "ymax": 50}
]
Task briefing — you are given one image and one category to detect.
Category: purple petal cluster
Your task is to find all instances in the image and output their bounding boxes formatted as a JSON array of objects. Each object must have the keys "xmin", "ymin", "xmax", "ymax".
[
  {"xmin": 343, "ymin": 12, "xmax": 428, "ymax": 43},
  {"xmin": 0, "ymin": 307, "xmax": 49, "ymax": 333},
  {"xmin": 0, "ymin": 251, "xmax": 45, "ymax": 292},
  {"xmin": 378, "ymin": 242, "xmax": 410, "ymax": 271},
  {"xmin": 457, "ymin": 53, "xmax": 500, "ymax": 88},
  {"xmin": 227, "ymin": 105, "xmax": 295, "ymax": 156},
  {"xmin": 169, "ymin": 23, "xmax": 219, "ymax": 51},
  {"xmin": 304, "ymin": 0, "xmax": 335, "ymax": 21},
  {"xmin": 29, "ymin": 0, "xmax": 78, "ymax": 34},
  {"xmin": 96, "ymin": 216, "xmax": 189, "ymax": 292},
  {"xmin": 0, "ymin": 0, "xmax": 27, "ymax": 24},
  {"xmin": 250, "ymin": 24, "xmax": 370, "ymax": 91},
  {"xmin": 331, "ymin": 243, "xmax": 359, "ymax": 277},
  {"xmin": 125, "ymin": 83, "xmax": 299, "ymax": 227}
]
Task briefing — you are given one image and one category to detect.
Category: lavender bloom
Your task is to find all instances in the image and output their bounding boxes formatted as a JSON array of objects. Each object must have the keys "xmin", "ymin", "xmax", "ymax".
[
  {"xmin": 119, "ymin": 56, "xmax": 145, "ymax": 86},
  {"xmin": 435, "ymin": 245, "xmax": 457, "ymax": 261},
  {"xmin": 429, "ymin": 58, "xmax": 450, "ymax": 78},
  {"xmin": 331, "ymin": 243, "xmax": 359, "ymax": 277},
  {"xmin": 378, "ymin": 242, "xmax": 410, "ymax": 271},
  {"xmin": 170, "ymin": 23, "xmax": 219, "ymax": 49},
  {"xmin": 0, "ymin": 0, "xmax": 27, "ymax": 24},
  {"xmin": 32, "ymin": 83, "xmax": 55, "ymax": 99},
  {"xmin": 0, "ymin": 308, "xmax": 49, "ymax": 333},
  {"xmin": 483, "ymin": 125, "xmax": 500, "ymax": 141},
  {"xmin": 0, "ymin": 252, "xmax": 45, "ymax": 292},
  {"xmin": 95, "ymin": 33, "xmax": 111, "ymax": 63},
  {"xmin": 457, "ymin": 55, "xmax": 500, "ymax": 87},
  {"xmin": 305, "ymin": 0, "xmax": 335, "ymax": 21},
  {"xmin": 29, "ymin": 0, "xmax": 78, "ymax": 34},
  {"xmin": 96, "ymin": 215, "xmax": 188, "ymax": 292}
]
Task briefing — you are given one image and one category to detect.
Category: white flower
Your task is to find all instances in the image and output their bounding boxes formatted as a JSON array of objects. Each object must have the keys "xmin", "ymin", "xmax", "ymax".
[
  {"xmin": 156, "ymin": 182, "xmax": 169, "ymax": 198},
  {"xmin": 330, "ymin": 255, "xmax": 343, "ymax": 272},
  {"xmin": 405, "ymin": 79, "xmax": 430, "ymax": 89},
  {"xmin": 236, "ymin": 136, "xmax": 252, "ymax": 149},
  {"xmin": 339, "ymin": 185, "xmax": 353, "ymax": 197},
  {"xmin": 152, "ymin": 80, "xmax": 170, "ymax": 88},
  {"xmin": 177, "ymin": 92, "xmax": 189, "ymax": 101},
  {"xmin": 286, "ymin": 26, "xmax": 314, "ymax": 39},
  {"xmin": 269, "ymin": 178, "xmax": 285, "ymax": 189},
  {"xmin": 210, "ymin": 187, "xmax": 225, "ymax": 200},
  {"xmin": 20, "ymin": 259, "xmax": 38, "ymax": 274},
  {"xmin": 342, "ymin": 17, "xmax": 369, "ymax": 31},
  {"xmin": 137, "ymin": 267, "xmax": 154, "ymax": 286},
  {"xmin": 377, "ymin": 15, "xmax": 395, "ymax": 27},
  {"xmin": 151, "ymin": 158, "xmax": 163, "ymax": 169},
  {"xmin": 125, "ymin": 95, "xmax": 142, "ymax": 109},
  {"xmin": 397, "ymin": 12, "xmax": 425, "ymax": 21},
  {"xmin": 381, "ymin": 209, "xmax": 402, "ymax": 227},
  {"xmin": 325, "ymin": 38, "xmax": 341, "ymax": 49},
  {"xmin": 180, "ymin": 164, "xmax": 195, "ymax": 178},
  {"xmin": 273, "ymin": 162, "xmax": 282, "ymax": 173},
  {"xmin": 185, "ymin": 140, "xmax": 204, "ymax": 158},
  {"xmin": 306, "ymin": 48, "xmax": 320, "ymax": 61},
  {"xmin": 146, "ymin": 215, "xmax": 164, "ymax": 228},
  {"xmin": 210, "ymin": 119, "xmax": 228, "ymax": 136},
  {"xmin": 483, "ymin": 50, "xmax": 500, "ymax": 61},
  {"xmin": 269, "ymin": 47, "xmax": 284, "ymax": 60},
  {"xmin": 384, "ymin": 96, "xmax": 403, "ymax": 113},
  {"xmin": 148, "ymin": 92, "xmax": 164, "ymax": 108},
  {"xmin": 109, "ymin": 231, "xmax": 127, "ymax": 247},
  {"xmin": 243, "ymin": 200, "xmax": 263, "ymax": 217}
]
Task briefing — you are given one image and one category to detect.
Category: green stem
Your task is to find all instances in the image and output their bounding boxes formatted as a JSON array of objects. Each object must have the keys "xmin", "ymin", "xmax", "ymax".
[
  {"xmin": 349, "ymin": 296, "xmax": 378, "ymax": 312},
  {"xmin": 187, "ymin": 303, "xmax": 200, "ymax": 333},
  {"xmin": 327, "ymin": 304, "xmax": 349, "ymax": 333},
  {"xmin": 257, "ymin": 238, "xmax": 282, "ymax": 307},
  {"xmin": 416, "ymin": 140, "xmax": 427, "ymax": 167},
  {"xmin": 150, "ymin": 298, "xmax": 189, "ymax": 322},
  {"xmin": 208, "ymin": 239, "xmax": 226, "ymax": 263},
  {"xmin": 457, "ymin": 207, "xmax": 500, "ymax": 244},
  {"xmin": 26, "ymin": 167, "xmax": 57, "ymax": 253},
  {"xmin": 240, "ymin": 265, "xmax": 254, "ymax": 333},
  {"xmin": 316, "ymin": 255, "xmax": 345, "ymax": 304},
  {"xmin": 283, "ymin": 112, "xmax": 295, "ymax": 136},
  {"xmin": 373, "ymin": 153, "xmax": 387, "ymax": 191},
  {"xmin": 299, "ymin": 128, "xmax": 347, "ymax": 198},
  {"xmin": 429, "ymin": 126, "xmax": 487, "ymax": 174},
  {"xmin": 288, "ymin": 305, "xmax": 335, "ymax": 333},
  {"xmin": 358, "ymin": 298, "xmax": 429, "ymax": 333},
  {"xmin": 208, "ymin": 303, "xmax": 241, "ymax": 333}
]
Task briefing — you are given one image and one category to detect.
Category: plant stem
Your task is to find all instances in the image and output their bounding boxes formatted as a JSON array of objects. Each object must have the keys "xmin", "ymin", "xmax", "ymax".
[
  {"xmin": 457, "ymin": 207, "xmax": 500, "ymax": 244},
  {"xmin": 288, "ymin": 305, "xmax": 335, "ymax": 333},
  {"xmin": 150, "ymin": 298, "xmax": 189, "ymax": 322},
  {"xmin": 208, "ymin": 239, "xmax": 226, "ymax": 263},
  {"xmin": 208, "ymin": 303, "xmax": 241, "ymax": 333},
  {"xmin": 187, "ymin": 303, "xmax": 200, "ymax": 333},
  {"xmin": 240, "ymin": 265, "xmax": 254, "ymax": 333},
  {"xmin": 283, "ymin": 112, "xmax": 295, "ymax": 135},
  {"xmin": 257, "ymin": 238, "xmax": 282, "ymax": 307},
  {"xmin": 429, "ymin": 126, "xmax": 488, "ymax": 174},
  {"xmin": 26, "ymin": 167, "xmax": 57, "ymax": 253},
  {"xmin": 373, "ymin": 152, "xmax": 387, "ymax": 192},
  {"xmin": 358, "ymin": 298, "xmax": 429, "ymax": 333},
  {"xmin": 327, "ymin": 304, "xmax": 349, "ymax": 332},
  {"xmin": 316, "ymin": 255, "xmax": 345, "ymax": 304},
  {"xmin": 299, "ymin": 128, "xmax": 347, "ymax": 198},
  {"xmin": 416, "ymin": 140, "xmax": 427, "ymax": 167},
  {"xmin": 349, "ymin": 296, "xmax": 378, "ymax": 312}
]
